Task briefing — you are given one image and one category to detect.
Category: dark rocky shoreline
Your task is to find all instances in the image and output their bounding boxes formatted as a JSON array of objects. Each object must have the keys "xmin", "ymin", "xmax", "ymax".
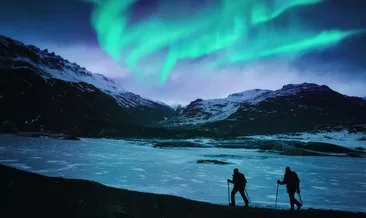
[{"xmin": 1, "ymin": 164, "xmax": 365, "ymax": 218}]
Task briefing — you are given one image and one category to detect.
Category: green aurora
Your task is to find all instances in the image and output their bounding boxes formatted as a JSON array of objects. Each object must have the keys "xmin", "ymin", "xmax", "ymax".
[{"xmin": 84, "ymin": 0, "xmax": 362, "ymax": 84}]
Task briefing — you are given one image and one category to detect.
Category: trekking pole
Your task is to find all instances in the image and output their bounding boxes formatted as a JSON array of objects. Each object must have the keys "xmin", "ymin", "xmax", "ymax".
[
  {"xmin": 298, "ymin": 193, "xmax": 303, "ymax": 204},
  {"xmin": 275, "ymin": 183, "xmax": 279, "ymax": 209},
  {"xmin": 245, "ymin": 188, "xmax": 251, "ymax": 204},
  {"xmin": 227, "ymin": 181, "xmax": 230, "ymax": 205}
]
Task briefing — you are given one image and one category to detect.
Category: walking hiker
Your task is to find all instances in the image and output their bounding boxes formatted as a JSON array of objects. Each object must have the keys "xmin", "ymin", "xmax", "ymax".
[
  {"xmin": 227, "ymin": 168, "xmax": 249, "ymax": 207},
  {"xmin": 277, "ymin": 167, "xmax": 302, "ymax": 210}
]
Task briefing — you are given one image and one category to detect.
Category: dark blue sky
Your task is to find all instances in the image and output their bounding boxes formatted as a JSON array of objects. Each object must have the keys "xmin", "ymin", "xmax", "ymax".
[{"xmin": 0, "ymin": 0, "xmax": 365, "ymax": 104}]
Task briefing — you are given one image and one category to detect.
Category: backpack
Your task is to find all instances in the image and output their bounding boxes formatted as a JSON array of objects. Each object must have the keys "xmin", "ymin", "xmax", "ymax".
[
  {"xmin": 292, "ymin": 172, "xmax": 300, "ymax": 185},
  {"xmin": 239, "ymin": 173, "xmax": 247, "ymax": 184}
]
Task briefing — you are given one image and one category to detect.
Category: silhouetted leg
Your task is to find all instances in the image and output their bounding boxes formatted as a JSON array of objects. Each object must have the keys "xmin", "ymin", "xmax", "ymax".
[
  {"xmin": 238, "ymin": 187, "xmax": 249, "ymax": 206},
  {"xmin": 293, "ymin": 194, "xmax": 302, "ymax": 209},
  {"xmin": 231, "ymin": 186, "xmax": 239, "ymax": 206},
  {"xmin": 289, "ymin": 192, "xmax": 295, "ymax": 210}
]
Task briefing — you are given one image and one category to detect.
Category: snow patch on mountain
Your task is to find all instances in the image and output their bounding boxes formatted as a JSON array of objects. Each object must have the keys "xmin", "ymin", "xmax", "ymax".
[
  {"xmin": 11, "ymin": 49, "xmax": 125, "ymax": 92},
  {"xmin": 175, "ymin": 89, "xmax": 271, "ymax": 124}
]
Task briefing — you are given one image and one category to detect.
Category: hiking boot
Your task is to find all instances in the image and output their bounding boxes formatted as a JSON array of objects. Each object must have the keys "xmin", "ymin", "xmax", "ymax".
[
  {"xmin": 230, "ymin": 203, "xmax": 235, "ymax": 207},
  {"xmin": 297, "ymin": 203, "xmax": 302, "ymax": 211},
  {"xmin": 244, "ymin": 204, "xmax": 249, "ymax": 208},
  {"xmin": 290, "ymin": 207, "xmax": 295, "ymax": 211}
]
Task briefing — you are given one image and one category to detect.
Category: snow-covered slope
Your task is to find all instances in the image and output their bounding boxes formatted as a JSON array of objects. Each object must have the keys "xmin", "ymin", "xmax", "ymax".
[
  {"xmin": 0, "ymin": 35, "xmax": 169, "ymax": 109},
  {"xmin": 175, "ymin": 89, "xmax": 271, "ymax": 124},
  {"xmin": 0, "ymin": 35, "xmax": 177, "ymax": 135},
  {"xmin": 171, "ymin": 83, "xmax": 360, "ymax": 125}
]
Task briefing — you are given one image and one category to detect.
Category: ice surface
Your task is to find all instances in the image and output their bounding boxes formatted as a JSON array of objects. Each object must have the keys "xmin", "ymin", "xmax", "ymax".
[{"xmin": 0, "ymin": 134, "xmax": 365, "ymax": 212}]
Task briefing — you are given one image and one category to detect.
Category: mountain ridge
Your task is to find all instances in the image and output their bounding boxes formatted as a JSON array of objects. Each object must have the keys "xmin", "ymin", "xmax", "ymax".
[
  {"xmin": 164, "ymin": 82, "xmax": 366, "ymax": 135},
  {"xmin": 0, "ymin": 35, "xmax": 171, "ymax": 109},
  {"xmin": 168, "ymin": 82, "xmax": 361, "ymax": 125},
  {"xmin": 0, "ymin": 35, "xmax": 176, "ymax": 136},
  {"xmin": 0, "ymin": 35, "xmax": 365, "ymax": 137}
]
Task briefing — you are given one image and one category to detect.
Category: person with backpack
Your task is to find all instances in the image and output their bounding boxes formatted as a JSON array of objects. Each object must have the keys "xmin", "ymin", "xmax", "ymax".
[
  {"xmin": 227, "ymin": 168, "xmax": 249, "ymax": 207},
  {"xmin": 277, "ymin": 167, "xmax": 302, "ymax": 210}
]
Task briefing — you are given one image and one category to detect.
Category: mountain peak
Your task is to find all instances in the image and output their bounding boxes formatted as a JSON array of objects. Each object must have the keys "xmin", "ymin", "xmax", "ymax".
[
  {"xmin": 276, "ymin": 83, "xmax": 333, "ymax": 97},
  {"xmin": 282, "ymin": 83, "xmax": 331, "ymax": 92}
]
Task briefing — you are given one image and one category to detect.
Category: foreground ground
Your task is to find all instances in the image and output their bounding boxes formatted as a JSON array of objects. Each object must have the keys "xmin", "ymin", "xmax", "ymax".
[{"xmin": 0, "ymin": 164, "xmax": 365, "ymax": 218}]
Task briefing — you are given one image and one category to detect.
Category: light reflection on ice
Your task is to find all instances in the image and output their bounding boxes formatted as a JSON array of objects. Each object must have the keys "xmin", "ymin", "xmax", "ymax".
[
  {"xmin": 9, "ymin": 163, "xmax": 32, "ymax": 170},
  {"xmin": 0, "ymin": 159, "xmax": 18, "ymax": 163},
  {"xmin": 0, "ymin": 134, "xmax": 365, "ymax": 212},
  {"xmin": 190, "ymin": 179, "xmax": 204, "ymax": 183},
  {"xmin": 311, "ymin": 186, "xmax": 328, "ymax": 190}
]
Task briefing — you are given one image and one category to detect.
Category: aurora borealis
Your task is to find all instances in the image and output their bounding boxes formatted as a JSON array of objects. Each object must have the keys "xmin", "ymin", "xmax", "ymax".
[
  {"xmin": 85, "ymin": 0, "xmax": 363, "ymax": 84},
  {"xmin": 0, "ymin": 0, "xmax": 365, "ymax": 104}
]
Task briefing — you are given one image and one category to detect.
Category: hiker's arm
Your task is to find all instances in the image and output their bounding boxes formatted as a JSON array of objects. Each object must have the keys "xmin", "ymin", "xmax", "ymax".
[
  {"xmin": 227, "ymin": 179, "xmax": 233, "ymax": 183},
  {"xmin": 278, "ymin": 173, "xmax": 288, "ymax": 185},
  {"xmin": 277, "ymin": 180, "xmax": 286, "ymax": 185}
]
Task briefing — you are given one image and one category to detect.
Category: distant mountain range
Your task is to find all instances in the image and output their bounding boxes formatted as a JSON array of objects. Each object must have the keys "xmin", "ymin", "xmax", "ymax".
[
  {"xmin": 166, "ymin": 83, "xmax": 366, "ymax": 135},
  {"xmin": 0, "ymin": 35, "xmax": 365, "ymax": 138}
]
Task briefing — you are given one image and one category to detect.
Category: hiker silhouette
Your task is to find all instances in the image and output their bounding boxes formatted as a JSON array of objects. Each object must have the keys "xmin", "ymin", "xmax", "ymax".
[
  {"xmin": 227, "ymin": 168, "xmax": 249, "ymax": 207},
  {"xmin": 277, "ymin": 167, "xmax": 302, "ymax": 210}
]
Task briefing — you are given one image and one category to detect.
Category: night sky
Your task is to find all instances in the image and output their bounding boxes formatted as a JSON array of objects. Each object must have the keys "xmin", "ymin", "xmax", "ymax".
[{"xmin": 1, "ymin": 0, "xmax": 365, "ymax": 105}]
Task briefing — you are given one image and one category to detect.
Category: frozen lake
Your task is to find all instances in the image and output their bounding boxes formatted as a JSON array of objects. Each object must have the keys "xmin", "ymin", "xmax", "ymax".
[{"xmin": 0, "ymin": 134, "xmax": 365, "ymax": 212}]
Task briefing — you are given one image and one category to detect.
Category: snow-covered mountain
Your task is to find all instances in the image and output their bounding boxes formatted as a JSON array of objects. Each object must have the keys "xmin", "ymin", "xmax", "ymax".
[
  {"xmin": 0, "ymin": 35, "xmax": 175, "ymax": 136},
  {"xmin": 171, "ymin": 89, "xmax": 271, "ymax": 124},
  {"xmin": 0, "ymin": 35, "xmax": 170, "ymax": 109},
  {"xmin": 170, "ymin": 83, "xmax": 335, "ymax": 124},
  {"xmin": 168, "ymin": 83, "xmax": 366, "ymax": 135}
]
